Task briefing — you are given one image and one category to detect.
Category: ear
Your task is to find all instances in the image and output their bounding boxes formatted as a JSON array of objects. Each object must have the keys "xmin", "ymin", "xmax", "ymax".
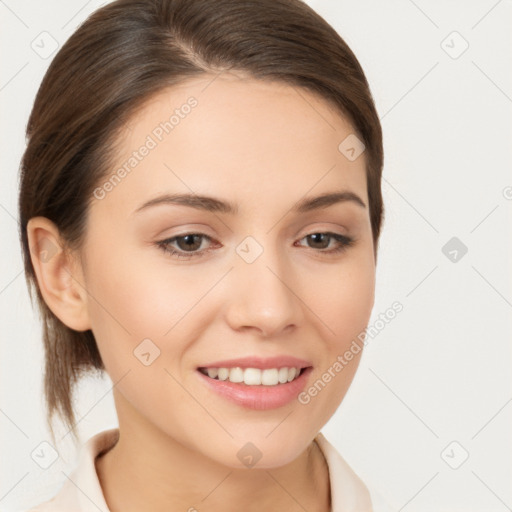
[{"xmin": 27, "ymin": 216, "xmax": 91, "ymax": 332}]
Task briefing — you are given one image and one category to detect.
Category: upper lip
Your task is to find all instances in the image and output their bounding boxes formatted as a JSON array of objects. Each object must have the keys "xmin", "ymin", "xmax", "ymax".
[{"xmin": 197, "ymin": 355, "xmax": 312, "ymax": 370}]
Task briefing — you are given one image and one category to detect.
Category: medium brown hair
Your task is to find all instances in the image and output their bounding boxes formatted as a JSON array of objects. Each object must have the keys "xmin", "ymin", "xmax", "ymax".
[{"xmin": 18, "ymin": 0, "xmax": 384, "ymax": 444}]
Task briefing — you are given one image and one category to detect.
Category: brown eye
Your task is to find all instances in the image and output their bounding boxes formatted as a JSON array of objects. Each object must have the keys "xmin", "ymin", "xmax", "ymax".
[
  {"xmin": 157, "ymin": 233, "xmax": 214, "ymax": 259},
  {"xmin": 174, "ymin": 234, "xmax": 203, "ymax": 252},
  {"xmin": 297, "ymin": 232, "xmax": 354, "ymax": 254},
  {"xmin": 306, "ymin": 233, "xmax": 331, "ymax": 249}
]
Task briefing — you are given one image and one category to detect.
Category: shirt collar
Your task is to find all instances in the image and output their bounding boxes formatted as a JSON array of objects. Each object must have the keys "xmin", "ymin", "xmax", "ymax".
[
  {"xmin": 314, "ymin": 432, "xmax": 373, "ymax": 511},
  {"xmin": 43, "ymin": 428, "xmax": 373, "ymax": 512}
]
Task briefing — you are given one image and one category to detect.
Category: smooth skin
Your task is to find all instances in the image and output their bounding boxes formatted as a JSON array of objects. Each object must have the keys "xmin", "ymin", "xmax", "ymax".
[{"xmin": 28, "ymin": 71, "xmax": 375, "ymax": 512}]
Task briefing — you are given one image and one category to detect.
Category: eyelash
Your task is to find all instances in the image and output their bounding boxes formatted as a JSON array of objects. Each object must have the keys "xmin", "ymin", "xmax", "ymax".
[{"xmin": 156, "ymin": 232, "xmax": 355, "ymax": 260}]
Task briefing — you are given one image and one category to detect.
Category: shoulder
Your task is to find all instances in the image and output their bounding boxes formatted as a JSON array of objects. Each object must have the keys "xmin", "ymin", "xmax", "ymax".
[
  {"xmin": 367, "ymin": 487, "xmax": 396, "ymax": 512},
  {"xmin": 18, "ymin": 499, "xmax": 57, "ymax": 511},
  {"xmin": 314, "ymin": 432, "xmax": 395, "ymax": 512},
  {"xmin": 20, "ymin": 428, "xmax": 119, "ymax": 512},
  {"xmin": 15, "ymin": 491, "xmax": 67, "ymax": 512}
]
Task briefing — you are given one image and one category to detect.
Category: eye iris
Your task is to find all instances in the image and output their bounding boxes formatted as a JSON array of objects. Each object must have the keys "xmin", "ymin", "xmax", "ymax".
[
  {"xmin": 177, "ymin": 234, "xmax": 202, "ymax": 251},
  {"xmin": 308, "ymin": 233, "xmax": 329, "ymax": 249}
]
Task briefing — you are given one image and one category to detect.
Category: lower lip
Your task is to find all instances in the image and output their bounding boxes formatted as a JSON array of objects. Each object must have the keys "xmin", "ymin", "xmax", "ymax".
[{"xmin": 196, "ymin": 367, "xmax": 313, "ymax": 410}]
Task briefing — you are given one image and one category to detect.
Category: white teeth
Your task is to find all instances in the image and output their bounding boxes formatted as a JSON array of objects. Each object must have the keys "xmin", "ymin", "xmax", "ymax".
[
  {"xmin": 207, "ymin": 368, "xmax": 218, "ymax": 379},
  {"xmin": 229, "ymin": 367, "xmax": 244, "ymax": 383},
  {"xmin": 200, "ymin": 366, "xmax": 303, "ymax": 386},
  {"xmin": 217, "ymin": 368, "xmax": 229, "ymax": 381},
  {"xmin": 261, "ymin": 368, "xmax": 279, "ymax": 386},
  {"xmin": 244, "ymin": 368, "xmax": 262, "ymax": 385},
  {"xmin": 278, "ymin": 367, "xmax": 289, "ymax": 384}
]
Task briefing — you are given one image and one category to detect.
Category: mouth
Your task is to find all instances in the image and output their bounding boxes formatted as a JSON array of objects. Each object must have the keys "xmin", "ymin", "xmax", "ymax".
[
  {"xmin": 196, "ymin": 365, "xmax": 313, "ymax": 410},
  {"xmin": 197, "ymin": 366, "xmax": 309, "ymax": 386}
]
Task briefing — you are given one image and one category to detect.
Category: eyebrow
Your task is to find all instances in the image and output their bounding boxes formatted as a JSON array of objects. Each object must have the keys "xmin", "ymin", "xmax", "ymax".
[{"xmin": 133, "ymin": 190, "xmax": 366, "ymax": 216}]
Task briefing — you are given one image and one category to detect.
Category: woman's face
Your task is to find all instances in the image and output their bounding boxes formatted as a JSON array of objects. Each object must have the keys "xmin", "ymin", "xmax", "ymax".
[{"xmin": 79, "ymin": 72, "xmax": 375, "ymax": 468}]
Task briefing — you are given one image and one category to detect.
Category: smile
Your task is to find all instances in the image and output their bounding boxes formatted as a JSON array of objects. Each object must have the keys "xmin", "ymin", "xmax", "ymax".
[{"xmin": 198, "ymin": 366, "xmax": 304, "ymax": 386}]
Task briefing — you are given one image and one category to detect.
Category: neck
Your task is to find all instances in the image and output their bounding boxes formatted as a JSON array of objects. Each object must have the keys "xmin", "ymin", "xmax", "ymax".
[{"xmin": 95, "ymin": 418, "xmax": 331, "ymax": 512}]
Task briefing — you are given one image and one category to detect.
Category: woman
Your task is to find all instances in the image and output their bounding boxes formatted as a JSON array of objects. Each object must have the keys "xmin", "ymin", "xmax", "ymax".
[{"xmin": 19, "ymin": 0, "xmax": 391, "ymax": 510}]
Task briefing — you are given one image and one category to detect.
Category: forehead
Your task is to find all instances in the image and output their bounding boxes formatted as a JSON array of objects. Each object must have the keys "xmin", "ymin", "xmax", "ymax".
[
  {"xmin": 96, "ymin": 72, "xmax": 368, "ymax": 218},
  {"xmin": 124, "ymin": 72, "xmax": 358, "ymax": 153}
]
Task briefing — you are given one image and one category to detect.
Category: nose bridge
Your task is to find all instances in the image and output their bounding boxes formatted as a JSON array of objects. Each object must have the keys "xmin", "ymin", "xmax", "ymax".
[{"xmin": 225, "ymin": 234, "xmax": 302, "ymax": 336}]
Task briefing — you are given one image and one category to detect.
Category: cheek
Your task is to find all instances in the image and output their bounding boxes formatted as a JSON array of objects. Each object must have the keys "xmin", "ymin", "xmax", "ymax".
[
  {"xmin": 312, "ymin": 253, "xmax": 375, "ymax": 351},
  {"xmin": 82, "ymin": 241, "xmax": 218, "ymax": 374},
  {"xmin": 295, "ymin": 258, "xmax": 374, "ymax": 429}
]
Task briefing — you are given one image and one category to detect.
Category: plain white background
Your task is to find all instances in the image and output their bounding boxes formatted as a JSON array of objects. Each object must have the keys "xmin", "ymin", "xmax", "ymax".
[{"xmin": 1, "ymin": 1, "xmax": 511, "ymax": 511}]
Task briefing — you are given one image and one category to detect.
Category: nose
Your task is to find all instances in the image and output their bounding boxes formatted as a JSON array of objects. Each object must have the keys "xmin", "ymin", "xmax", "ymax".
[{"xmin": 223, "ymin": 245, "xmax": 304, "ymax": 338}]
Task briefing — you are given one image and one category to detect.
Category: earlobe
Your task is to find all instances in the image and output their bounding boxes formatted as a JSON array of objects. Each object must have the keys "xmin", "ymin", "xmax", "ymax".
[{"xmin": 27, "ymin": 216, "xmax": 91, "ymax": 332}]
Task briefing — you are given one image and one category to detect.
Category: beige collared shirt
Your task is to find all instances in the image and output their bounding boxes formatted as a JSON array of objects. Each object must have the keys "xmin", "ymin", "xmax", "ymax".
[{"xmin": 24, "ymin": 429, "xmax": 393, "ymax": 512}]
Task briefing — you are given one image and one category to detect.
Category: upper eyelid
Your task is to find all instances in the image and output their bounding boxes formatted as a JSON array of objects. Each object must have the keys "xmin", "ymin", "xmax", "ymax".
[
  {"xmin": 160, "ymin": 231, "xmax": 352, "ymax": 251},
  {"xmin": 161, "ymin": 222, "xmax": 351, "ymax": 239},
  {"xmin": 161, "ymin": 230, "xmax": 348, "ymax": 242}
]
